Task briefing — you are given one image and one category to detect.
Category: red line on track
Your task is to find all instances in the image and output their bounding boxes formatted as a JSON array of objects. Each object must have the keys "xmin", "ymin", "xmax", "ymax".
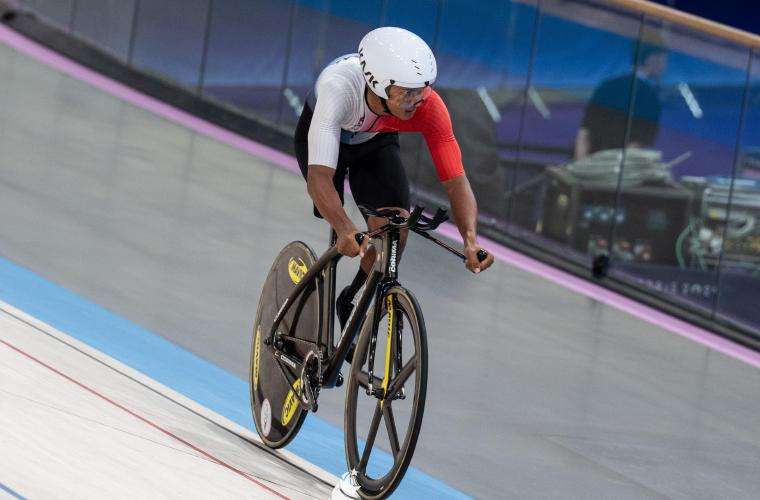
[{"xmin": 0, "ymin": 337, "xmax": 289, "ymax": 500}]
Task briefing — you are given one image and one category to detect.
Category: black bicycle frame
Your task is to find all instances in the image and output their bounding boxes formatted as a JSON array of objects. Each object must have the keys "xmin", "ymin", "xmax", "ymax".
[{"xmin": 266, "ymin": 227, "xmax": 401, "ymax": 391}]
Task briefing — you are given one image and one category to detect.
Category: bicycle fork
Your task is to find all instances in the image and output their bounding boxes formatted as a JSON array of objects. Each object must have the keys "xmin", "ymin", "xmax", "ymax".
[{"xmin": 367, "ymin": 290, "xmax": 405, "ymax": 403}]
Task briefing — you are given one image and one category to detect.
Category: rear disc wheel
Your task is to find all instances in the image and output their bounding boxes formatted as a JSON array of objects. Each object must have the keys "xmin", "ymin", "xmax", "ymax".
[{"xmin": 250, "ymin": 241, "xmax": 321, "ymax": 448}]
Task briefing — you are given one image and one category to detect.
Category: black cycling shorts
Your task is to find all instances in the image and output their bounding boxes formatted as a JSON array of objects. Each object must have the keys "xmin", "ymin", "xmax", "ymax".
[{"xmin": 294, "ymin": 103, "xmax": 410, "ymax": 219}]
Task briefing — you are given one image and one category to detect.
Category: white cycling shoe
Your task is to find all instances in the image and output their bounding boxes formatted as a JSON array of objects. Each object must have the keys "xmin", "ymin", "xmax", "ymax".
[{"xmin": 331, "ymin": 471, "xmax": 361, "ymax": 499}]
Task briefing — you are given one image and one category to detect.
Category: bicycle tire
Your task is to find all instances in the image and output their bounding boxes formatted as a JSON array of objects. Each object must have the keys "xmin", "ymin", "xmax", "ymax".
[
  {"xmin": 250, "ymin": 241, "xmax": 321, "ymax": 449},
  {"xmin": 344, "ymin": 286, "xmax": 428, "ymax": 499}
]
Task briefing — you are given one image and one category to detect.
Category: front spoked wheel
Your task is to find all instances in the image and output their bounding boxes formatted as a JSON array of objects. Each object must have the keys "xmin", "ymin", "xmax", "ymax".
[{"xmin": 345, "ymin": 286, "xmax": 427, "ymax": 499}]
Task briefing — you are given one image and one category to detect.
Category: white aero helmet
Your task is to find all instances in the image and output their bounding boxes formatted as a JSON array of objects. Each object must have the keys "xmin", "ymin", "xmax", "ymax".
[{"xmin": 358, "ymin": 27, "xmax": 437, "ymax": 100}]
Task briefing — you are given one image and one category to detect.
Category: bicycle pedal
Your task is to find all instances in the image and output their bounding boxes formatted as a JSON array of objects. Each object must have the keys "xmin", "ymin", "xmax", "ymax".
[{"xmin": 335, "ymin": 372, "xmax": 344, "ymax": 387}]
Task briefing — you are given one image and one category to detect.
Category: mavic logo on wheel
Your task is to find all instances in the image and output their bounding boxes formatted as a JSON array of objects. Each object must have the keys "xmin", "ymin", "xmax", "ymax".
[
  {"xmin": 282, "ymin": 379, "xmax": 301, "ymax": 426},
  {"xmin": 288, "ymin": 257, "xmax": 308, "ymax": 284}
]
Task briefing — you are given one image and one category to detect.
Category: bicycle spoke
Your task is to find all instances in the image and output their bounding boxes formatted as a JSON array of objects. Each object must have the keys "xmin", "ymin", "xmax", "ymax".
[
  {"xmin": 386, "ymin": 359, "xmax": 416, "ymax": 397},
  {"xmin": 342, "ymin": 285, "xmax": 427, "ymax": 496},
  {"xmin": 383, "ymin": 402, "xmax": 401, "ymax": 459},
  {"xmin": 359, "ymin": 401, "xmax": 383, "ymax": 471}
]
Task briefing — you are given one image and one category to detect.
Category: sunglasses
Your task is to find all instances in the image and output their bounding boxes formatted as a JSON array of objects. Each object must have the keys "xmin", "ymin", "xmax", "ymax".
[{"xmin": 388, "ymin": 86, "xmax": 433, "ymax": 109}]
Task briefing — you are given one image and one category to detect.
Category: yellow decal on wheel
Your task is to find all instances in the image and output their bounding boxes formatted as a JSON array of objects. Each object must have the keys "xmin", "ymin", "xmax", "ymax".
[
  {"xmin": 288, "ymin": 257, "xmax": 308, "ymax": 284},
  {"xmin": 282, "ymin": 378, "xmax": 301, "ymax": 426},
  {"xmin": 253, "ymin": 326, "xmax": 261, "ymax": 389}
]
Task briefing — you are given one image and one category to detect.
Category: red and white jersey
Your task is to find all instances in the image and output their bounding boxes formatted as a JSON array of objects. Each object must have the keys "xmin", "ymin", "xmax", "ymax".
[{"xmin": 306, "ymin": 54, "xmax": 464, "ymax": 182}]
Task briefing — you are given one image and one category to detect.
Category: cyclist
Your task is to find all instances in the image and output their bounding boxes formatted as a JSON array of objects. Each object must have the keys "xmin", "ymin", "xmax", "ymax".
[{"xmin": 294, "ymin": 27, "xmax": 495, "ymax": 334}]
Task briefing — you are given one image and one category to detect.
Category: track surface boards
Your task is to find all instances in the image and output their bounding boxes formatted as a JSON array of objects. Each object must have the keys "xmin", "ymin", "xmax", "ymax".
[{"xmin": 0, "ymin": 308, "xmax": 332, "ymax": 499}]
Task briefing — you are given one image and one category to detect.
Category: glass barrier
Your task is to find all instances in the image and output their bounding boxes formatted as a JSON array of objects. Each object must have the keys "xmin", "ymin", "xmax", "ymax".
[
  {"xmin": 608, "ymin": 20, "xmax": 749, "ymax": 316},
  {"xmin": 381, "ymin": 0, "xmax": 438, "ymax": 42},
  {"xmin": 386, "ymin": 0, "xmax": 440, "ymax": 199},
  {"xmin": 13, "ymin": 0, "xmax": 760, "ymax": 341},
  {"xmin": 276, "ymin": 0, "xmax": 383, "ymax": 131},
  {"xmin": 716, "ymin": 50, "xmax": 760, "ymax": 333},
  {"xmin": 129, "ymin": 0, "xmax": 211, "ymax": 92},
  {"xmin": 322, "ymin": 0, "xmax": 383, "ymax": 67},
  {"xmin": 20, "ymin": 0, "xmax": 74, "ymax": 30},
  {"xmin": 496, "ymin": 0, "xmax": 540, "ymax": 232},
  {"xmin": 201, "ymin": 0, "xmax": 293, "ymax": 124},
  {"xmin": 406, "ymin": 0, "xmax": 540, "ymax": 227},
  {"xmin": 275, "ymin": 0, "xmax": 330, "ymax": 130},
  {"xmin": 71, "ymin": 0, "xmax": 136, "ymax": 62},
  {"xmin": 509, "ymin": 0, "xmax": 643, "ymax": 266}
]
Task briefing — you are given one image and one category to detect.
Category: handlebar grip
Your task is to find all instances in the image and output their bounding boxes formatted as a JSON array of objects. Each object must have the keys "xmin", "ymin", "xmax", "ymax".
[
  {"xmin": 476, "ymin": 249, "xmax": 488, "ymax": 263},
  {"xmin": 407, "ymin": 206, "xmax": 424, "ymax": 227}
]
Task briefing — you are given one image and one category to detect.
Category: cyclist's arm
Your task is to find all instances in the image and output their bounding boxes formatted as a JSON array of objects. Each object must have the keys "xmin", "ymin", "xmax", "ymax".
[
  {"xmin": 443, "ymin": 175, "xmax": 477, "ymax": 246},
  {"xmin": 306, "ymin": 83, "xmax": 364, "ymax": 257},
  {"xmin": 307, "ymin": 165, "xmax": 357, "ymax": 237},
  {"xmin": 412, "ymin": 93, "xmax": 493, "ymax": 272},
  {"xmin": 443, "ymin": 175, "xmax": 493, "ymax": 273}
]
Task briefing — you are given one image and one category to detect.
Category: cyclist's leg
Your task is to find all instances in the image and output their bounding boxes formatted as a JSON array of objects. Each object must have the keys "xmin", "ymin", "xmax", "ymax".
[
  {"xmin": 336, "ymin": 135, "xmax": 409, "ymax": 360},
  {"xmin": 349, "ymin": 132, "xmax": 410, "ymax": 271}
]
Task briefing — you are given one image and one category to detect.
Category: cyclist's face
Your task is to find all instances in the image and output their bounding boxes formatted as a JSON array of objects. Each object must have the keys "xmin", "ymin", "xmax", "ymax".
[{"xmin": 386, "ymin": 85, "xmax": 431, "ymax": 119}]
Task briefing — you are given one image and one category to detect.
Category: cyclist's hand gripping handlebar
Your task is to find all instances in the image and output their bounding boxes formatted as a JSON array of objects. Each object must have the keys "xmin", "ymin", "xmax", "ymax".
[{"xmin": 353, "ymin": 204, "xmax": 489, "ymax": 267}]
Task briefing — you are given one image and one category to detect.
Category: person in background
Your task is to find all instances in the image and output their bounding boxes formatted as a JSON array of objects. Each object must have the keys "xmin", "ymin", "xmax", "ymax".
[{"xmin": 575, "ymin": 35, "xmax": 668, "ymax": 160}]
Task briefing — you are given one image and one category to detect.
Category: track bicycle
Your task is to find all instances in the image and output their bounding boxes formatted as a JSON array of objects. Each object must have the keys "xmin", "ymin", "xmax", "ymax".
[{"xmin": 249, "ymin": 205, "xmax": 486, "ymax": 498}]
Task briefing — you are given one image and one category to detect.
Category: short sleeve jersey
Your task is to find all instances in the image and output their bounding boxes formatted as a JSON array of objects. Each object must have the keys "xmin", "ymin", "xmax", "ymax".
[{"xmin": 306, "ymin": 54, "xmax": 464, "ymax": 182}]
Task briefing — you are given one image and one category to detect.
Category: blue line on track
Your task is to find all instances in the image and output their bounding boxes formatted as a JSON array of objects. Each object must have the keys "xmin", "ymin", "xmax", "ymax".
[
  {"xmin": 0, "ymin": 481, "xmax": 25, "ymax": 500},
  {"xmin": 0, "ymin": 256, "xmax": 470, "ymax": 500}
]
